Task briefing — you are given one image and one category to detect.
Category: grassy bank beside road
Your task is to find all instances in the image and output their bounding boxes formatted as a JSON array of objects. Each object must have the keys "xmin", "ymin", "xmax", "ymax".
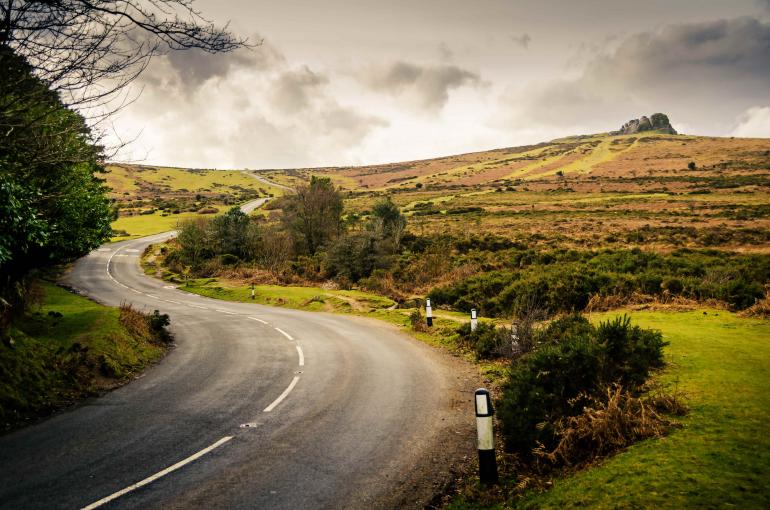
[
  {"xmin": 450, "ymin": 309, "xmax": 770, "ymax": 509},
  {"xmin": 0, "ymin": 282, "xmax": 171, "ymax": 432}
]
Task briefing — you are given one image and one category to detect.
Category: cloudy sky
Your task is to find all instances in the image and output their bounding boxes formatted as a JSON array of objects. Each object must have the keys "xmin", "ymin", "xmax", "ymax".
[{"xmin": 108, "ymin": 0, "xmax": 770, "ymax": 169}]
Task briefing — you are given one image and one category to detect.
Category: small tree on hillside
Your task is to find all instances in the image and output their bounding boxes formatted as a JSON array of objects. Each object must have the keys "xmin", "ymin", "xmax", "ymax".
[
  {"xmin": 370, "ymin": 196, "xmax": 406, "ymax": 251},
  {"xmin": 282, "ymin": 176, "xmax": 343, "ymax": 255}
]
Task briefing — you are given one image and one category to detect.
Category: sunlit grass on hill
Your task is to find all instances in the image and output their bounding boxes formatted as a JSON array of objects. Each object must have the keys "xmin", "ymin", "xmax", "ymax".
[{"xmin": 110, "ymin": 207, "xmax": 227, "ymax": 241}]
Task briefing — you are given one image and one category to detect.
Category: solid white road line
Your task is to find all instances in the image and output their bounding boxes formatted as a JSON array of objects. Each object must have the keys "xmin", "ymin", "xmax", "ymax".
[
  {"xmin": 248, "ymin": 316, "xmax": 268, "ymax": 324},
  {"xmin": 296, "ymin": 345, "xmax": 305, "ymax": 366},
  {"xmin": 80, "ymin": 436, "xmax": 233, "ymax": 510},
  {"xmin": 263, "ymin": 376, "xmax": 300, "ymax": 412},
  {"xmin": 274, "ymin": 327, "xmax": 293, "ymax": 341}
]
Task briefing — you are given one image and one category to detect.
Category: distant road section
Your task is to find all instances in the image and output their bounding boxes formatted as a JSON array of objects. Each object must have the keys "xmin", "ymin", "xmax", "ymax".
[
  {"xmin": 242, "ymin": 170, "xmax": 296, "ymax": 192},
  {"xmin": 0, "ymin": 197, "xmax": 475, "ymax": 509}
]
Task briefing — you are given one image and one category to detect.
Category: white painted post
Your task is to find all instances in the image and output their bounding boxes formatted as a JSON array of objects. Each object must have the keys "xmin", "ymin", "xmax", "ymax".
[
  {"xmin": 426, "ymin": 298, "xmax": 433, "ymax": 327},
  {"xmin": 251, "ymin": 283, "xmax": 255, "ymax": 300},
  {"xmin": 475, "ymin": 388, "xmax": 498, "ymax": 485},
  {"xmin": 471, "ymin": 309, "xmax": 478, "ymax": 332}
]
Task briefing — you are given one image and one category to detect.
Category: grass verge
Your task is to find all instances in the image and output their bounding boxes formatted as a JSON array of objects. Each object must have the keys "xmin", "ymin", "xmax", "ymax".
[
  {"xmin": 449, "ymin": 309, "xmax": 770, "ymax": 509},
  {"xmin": 0, "ymin": 281, "xmax": 171, "ymax": 432}
]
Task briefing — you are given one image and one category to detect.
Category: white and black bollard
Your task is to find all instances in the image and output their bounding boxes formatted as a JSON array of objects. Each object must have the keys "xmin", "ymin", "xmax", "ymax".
[
  {"xmin": 471, "ymin": 309, "xmax": 478, "ymax": 332},
  {"xmin": 426, "ymin": 298, "xmax": 433, "ymax": 327},
  {"xmin": 475, "ymin": 388, "xmax": 498, "ymax": 485},
  {"xmin": 251, "ymin": 283, "xmax": 255, "ymax": 300}
]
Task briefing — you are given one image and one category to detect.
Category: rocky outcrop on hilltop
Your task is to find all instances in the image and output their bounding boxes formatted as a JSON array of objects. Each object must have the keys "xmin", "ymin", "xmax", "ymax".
[{"xmin": 613, "ymin": 113, "xmax": 677, "ymax": 135}]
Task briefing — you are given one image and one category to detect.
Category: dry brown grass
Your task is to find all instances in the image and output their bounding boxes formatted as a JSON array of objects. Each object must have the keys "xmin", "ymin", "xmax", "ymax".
[
  {"xmin": 118, "ymin": 302, "xmax": 152, "ymax": 341},
  {"xmin": 585, "ymin": 292, "xmax": 727, "ymax": 313},
  {"xmin": 534, "ymin": 385, "xmax": 684, "ymax": 467},
  {"xmin": 739, "ymin": 285, "xmax": 770, "ymax": 318}
]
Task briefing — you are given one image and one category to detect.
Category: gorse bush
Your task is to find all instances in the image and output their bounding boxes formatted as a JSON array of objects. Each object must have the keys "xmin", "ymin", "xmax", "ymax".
[
  {"xmin": 455, "ymin": 321, "xmax": 507, "ymax": 359},
  {"xmin": 497, "ymin": 315, "xmax": 666, "ymax": 458},
  {"xmin": 428, "ymin": 246, "xmax": 769, "ymax": 315}
]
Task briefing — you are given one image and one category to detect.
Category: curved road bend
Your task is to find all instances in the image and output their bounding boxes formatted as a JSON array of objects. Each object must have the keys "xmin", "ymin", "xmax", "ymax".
[{"xmin": 0, "ymin": 200, "xmax": 478, "ymax": 509}]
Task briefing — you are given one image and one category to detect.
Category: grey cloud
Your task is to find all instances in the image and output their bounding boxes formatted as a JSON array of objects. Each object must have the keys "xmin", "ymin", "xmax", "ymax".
[
  {"xmin": 322, "ymin": 104, "xmax": 388, "ymax": 142},
  {"xmin": 366, "ymin": 61, "xmax": 481, "ymax": 111},
  {"xmin": 156, "ymin": 40, "xmax": 285, "ymax": 94},
  {"xmin": 271, "ymin": 66, "xmax": 329, "ymax": 114},
  {"xmin": 511, "ymin": 33, "xmax": 532, "ymax": 49},
  {"xmin": 512, "ymin": 17, "xmax": 770, "ymax": 134}
]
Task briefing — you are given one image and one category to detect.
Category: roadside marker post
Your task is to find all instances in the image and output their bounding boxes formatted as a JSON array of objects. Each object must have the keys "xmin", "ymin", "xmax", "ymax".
[
  {"xmin": 475, "ymin": 388, "xmax": 498, "ymax": 485},
  {"xmin": 471, "ymin": 309, "xmax": 478, "ymax": 332},
  {"xmin": 426, "ymin": 298, "xmax": 433, "ymax": 327},
  {"xmin": 251, "ymin": 283, "xmax": 255, "ymax": 300}
]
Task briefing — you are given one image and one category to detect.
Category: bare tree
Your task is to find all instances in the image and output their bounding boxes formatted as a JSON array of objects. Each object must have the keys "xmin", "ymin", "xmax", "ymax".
[{"xmin": 0, "ymin": 0, "xmax": 247, "ymax": 116}]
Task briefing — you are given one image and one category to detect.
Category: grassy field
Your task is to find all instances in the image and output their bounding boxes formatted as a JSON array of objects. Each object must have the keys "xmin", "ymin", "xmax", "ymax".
[
  {"xmin": 105, "ymin": 164, "xmax": 286, "ymax": 241},
  {"xmin": 111, "ymin": 207, "xmax": 226, "ymax": 241},
  {"xmin": 448, "ymin": 309, "xmax": 770, "ymax": 509},
  {"xmin": 106, "ymin": 165, "xmax": 284, "ymax": 197},
  {"xmin": 0, "ymin": 282, "xmax": 168, "ymax": 431}
]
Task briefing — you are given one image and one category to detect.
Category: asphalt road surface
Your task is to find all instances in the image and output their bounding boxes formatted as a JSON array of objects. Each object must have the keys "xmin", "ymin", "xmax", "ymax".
[{"xmin": 0, "ymin": 200, "xmax": 477, "ymax": 509}]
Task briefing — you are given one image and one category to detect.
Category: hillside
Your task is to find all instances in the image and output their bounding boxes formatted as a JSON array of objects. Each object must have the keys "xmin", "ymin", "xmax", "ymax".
[
  {"xmin": 264, "ymin": 131, "xmax": 769, "ymax": 254},
  {"xmin": 103, "ymin": 164, "xmax": 285, "ymax": 240},
  {"xmin": 259, "ymin": 132, "xmax": 770, "ymax": 193},
  {"xmin": 107, "ymin": 130, "xmax": 770, "ymax": 251}
]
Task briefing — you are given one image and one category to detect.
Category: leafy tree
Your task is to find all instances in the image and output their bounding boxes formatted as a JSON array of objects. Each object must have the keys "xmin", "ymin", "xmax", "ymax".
[
  {"xmin": 1, "ymin": 48, "xmax": 112, "ymax": 329},
  {"xmin": 282, "ymin": 176, "xmax": 343, "ymax": 255},
  {"xmin": 210, "ymin": 206, "xmax": 251, "ymax": 259},
  {"xmin": 370, "ymin": 196, "xmax": 406, "ymax": 250},
  {"xmin": 176, "ymin": 218, "xmax": 211, "ymax": 269},
  {"xmin": 325, "ymin": 231, "xmax": 378, "ymax": 282}
]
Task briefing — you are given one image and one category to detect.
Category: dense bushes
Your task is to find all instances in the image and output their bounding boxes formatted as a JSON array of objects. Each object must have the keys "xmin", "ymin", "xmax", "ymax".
[
  {"xmin": 165, "ymin": 192, "xmax": 407, "ymax": 286},
  {"xmin": 429, "ymin": 247, "xmax": 769, "ymax": 315},
  {"xmin": 497, "ymin": 315, "xmax": 666, "ymax": 458},
  {"xmin": 1, "ymin": 48, "xmax": 112, "ymax": 332},
  {"xmin": 455, "ymin": 322, "xmax": 508, "ymax": 358}
]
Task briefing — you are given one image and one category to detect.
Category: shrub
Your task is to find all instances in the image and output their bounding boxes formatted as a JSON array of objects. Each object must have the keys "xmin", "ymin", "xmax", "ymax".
[
  {"xmin": 409, "ymin": 308, "xmax": 428, "ymax": 332},
  {"xmin": 146, "ymin": 310, "xmax": 171, "ymax": 343},
  {"xmin": 660, "ymin": 276, "xmax": 683, "ymax": 295},
  {"xmin": 219, "ymin": 253, "xmax": 240, "ymax": 266},
  {"xmin": 497, "ymin": 315, "xmax": 666, "ymax": 458},
  {"xmin": 455, "ymin": 321, "xmax": 506, "ymax": 359}
]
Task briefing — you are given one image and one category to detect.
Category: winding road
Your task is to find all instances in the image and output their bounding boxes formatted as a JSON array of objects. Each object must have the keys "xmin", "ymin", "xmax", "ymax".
[{"xmin": 0, "ymin": 198, "xmax": 477, "ymax": 509}]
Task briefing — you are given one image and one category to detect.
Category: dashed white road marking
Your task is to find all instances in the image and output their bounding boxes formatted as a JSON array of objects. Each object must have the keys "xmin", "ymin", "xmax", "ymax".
[
  {"xmin": 188, "ymin": 304, "xmax": 207, "ymax": 309},
  {"xmin": 296, "ymin": 345, "xmax": 305, "ymax": 366},
  {"xmin": 263, "ymin": 376, "xmax": 300, "ymax": 412},
  {"xmin": 146, "ymin": 294, "xmax": 160, "ymax": 299},
  {"xmin": 274, "ymin": 327, "xmax": 293, "ymax": 341},
  {"xmin": 248, "ymin": 316, "xmax": 268, "ymax": 324},
  {"xmin": 80, "ymin": 436, "xmax": 233, "ymax": 510},
  {"xmin": 216, "ymin": 309, "xmax": 237, "ymax": 315}
]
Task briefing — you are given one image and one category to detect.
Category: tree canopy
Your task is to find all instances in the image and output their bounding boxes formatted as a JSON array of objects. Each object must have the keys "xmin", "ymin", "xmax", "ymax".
[{"xmin": 1, "ymin": 47, "xmax": 112, "ymax": 327}]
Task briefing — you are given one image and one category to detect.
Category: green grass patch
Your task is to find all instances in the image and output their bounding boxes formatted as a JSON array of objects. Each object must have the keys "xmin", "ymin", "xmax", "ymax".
[
  {"xmin": 0, "ymin": 282, "xmax": 168, "ymax": 431},
  {"xmin": 181, "ymin": 279, "xmax": 397, "ymax": 313},
  {"xmin": 456, "ymin": 309, "xmax": 770, "ymax": 509},
  {"xmin": 111, "ymin": 208, "xmax": 227, "ymax": 241}
]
